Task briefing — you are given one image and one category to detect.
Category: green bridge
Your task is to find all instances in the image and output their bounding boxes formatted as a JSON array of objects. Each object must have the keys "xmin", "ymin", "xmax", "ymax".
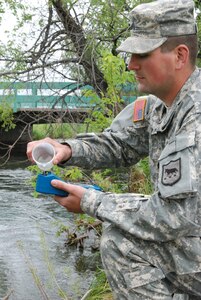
[
  {"xmin": 0, "ymin": 81, "xmax": 136, "ymax": 113},
  {"xmin": 0, "ymin": 82, "xmax": 136, "ymax": 156}
]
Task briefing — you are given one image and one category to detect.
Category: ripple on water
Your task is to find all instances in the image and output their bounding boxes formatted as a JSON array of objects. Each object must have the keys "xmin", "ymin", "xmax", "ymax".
[{"xmin": 0, "ymin": 166, "xmax": 97, "ymax": 300}]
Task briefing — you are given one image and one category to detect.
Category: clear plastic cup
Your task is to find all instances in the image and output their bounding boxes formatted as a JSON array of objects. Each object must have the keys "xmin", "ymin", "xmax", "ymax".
[{"xmin": 32, "ymin": 142, "xmax": 55, "ymax": 171}]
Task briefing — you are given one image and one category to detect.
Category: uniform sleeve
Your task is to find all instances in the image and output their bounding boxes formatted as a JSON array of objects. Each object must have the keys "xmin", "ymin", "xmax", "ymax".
[
  {"xmin": 80, "ymin": 111, "xmax": 201, "ymax": 242},
  {"xmin": 62, "ymin": 99, "xmax": 152, "ymax": 169},
  {"xmin": 81, "ymin": 187, "xmax": 200, "ymax": 242}
]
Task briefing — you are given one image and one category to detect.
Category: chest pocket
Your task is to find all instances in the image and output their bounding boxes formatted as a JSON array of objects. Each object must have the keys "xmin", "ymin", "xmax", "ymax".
[{"xmin": 158, "ymin": 133, "xmax": 197, "ymax": 198}]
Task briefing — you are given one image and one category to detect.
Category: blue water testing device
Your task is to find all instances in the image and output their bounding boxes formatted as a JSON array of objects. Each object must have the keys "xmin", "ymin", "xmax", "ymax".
[
  {"xmin": 32, "ymin": 142, "xmax": 102, "ymax": 197},
  {"xmin": 36, "ymin": 172, "xmax": 102, "ymax": 197}
]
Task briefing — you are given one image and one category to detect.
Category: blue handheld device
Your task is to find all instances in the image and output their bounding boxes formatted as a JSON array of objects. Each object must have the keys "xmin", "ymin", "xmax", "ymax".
[
  {"xmin": 33, "ymin": 143, "xmax": 102, "ymax": 197},
  {"xmin": 35, "ymin": 172, "xmax": 102, "ymax": 197}
]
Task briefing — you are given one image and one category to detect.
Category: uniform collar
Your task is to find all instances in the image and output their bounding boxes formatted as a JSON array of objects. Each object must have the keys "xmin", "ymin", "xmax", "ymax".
[{"xmin": 172, "ymin": 67, "xmax": 200, "ymax": 107}]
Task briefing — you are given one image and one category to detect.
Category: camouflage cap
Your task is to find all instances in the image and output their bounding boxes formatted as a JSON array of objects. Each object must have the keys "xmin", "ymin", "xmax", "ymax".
[{"xmin": 117, "ymin": 0, "xmax": 197, "ymax": 54}]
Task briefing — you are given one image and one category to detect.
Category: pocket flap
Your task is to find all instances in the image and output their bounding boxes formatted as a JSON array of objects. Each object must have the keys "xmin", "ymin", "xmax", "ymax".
[
  {"xmin": 124, "ymin": 265, "xmax": 165, "ymax": 289},
  {"xmin": 159, "ymin": 133, "xmax": 195, "ymax": 160}
]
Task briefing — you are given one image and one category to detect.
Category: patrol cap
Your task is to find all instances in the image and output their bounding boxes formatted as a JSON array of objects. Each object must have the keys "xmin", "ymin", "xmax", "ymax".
[{"xmin": 117, "ymin": 0, "xmax": 197, "ymax": 54}]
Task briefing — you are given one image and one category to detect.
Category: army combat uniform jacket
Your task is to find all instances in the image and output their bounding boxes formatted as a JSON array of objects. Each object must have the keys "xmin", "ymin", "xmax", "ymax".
[{"xmin": 65, "ymin": 67, "xmax": 201, "ymax": 277}]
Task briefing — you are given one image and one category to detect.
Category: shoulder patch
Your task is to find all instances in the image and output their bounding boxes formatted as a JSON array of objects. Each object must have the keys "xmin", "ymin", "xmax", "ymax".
[{"xmin": 133, "ymin": 98, "xmax": 147, "ymax": 122}]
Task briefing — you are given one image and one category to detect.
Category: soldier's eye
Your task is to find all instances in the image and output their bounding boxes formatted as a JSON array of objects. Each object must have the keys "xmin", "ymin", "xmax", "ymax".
[{"xmin": 139, "ymin": 53, "xmax": 150, "ymax": 58}]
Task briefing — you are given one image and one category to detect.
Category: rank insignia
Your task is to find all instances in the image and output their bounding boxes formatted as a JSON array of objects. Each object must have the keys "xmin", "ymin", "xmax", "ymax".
[
  {"xmin": 162, "ymin": 158, "xmax": 181, "ymax": 186},
  {"xmin": 133, "ymin": 98, "xmax": 147, "ymax": 122}
]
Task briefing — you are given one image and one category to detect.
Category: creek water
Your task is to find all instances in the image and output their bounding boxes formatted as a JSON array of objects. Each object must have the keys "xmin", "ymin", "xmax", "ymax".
[{"xmin": 0, "ymin": 158, "xmax": 99, "ymax": 300}]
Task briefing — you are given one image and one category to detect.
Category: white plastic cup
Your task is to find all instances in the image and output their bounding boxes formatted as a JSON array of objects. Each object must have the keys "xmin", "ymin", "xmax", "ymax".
[{"xmin": 32, "ymin": 142, "xmax": 55, "ymax": 171}]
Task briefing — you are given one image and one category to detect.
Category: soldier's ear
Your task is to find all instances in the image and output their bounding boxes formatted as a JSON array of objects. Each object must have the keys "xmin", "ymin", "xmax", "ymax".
[{"xmin": 174, "ymin": 44, "xmax": 189, "ymax": 70}]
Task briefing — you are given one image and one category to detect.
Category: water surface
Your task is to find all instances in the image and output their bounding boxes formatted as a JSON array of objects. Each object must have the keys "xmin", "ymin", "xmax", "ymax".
[{"xmin": 0, "ymin": 160, "xmax": 98, "ymax": 300}]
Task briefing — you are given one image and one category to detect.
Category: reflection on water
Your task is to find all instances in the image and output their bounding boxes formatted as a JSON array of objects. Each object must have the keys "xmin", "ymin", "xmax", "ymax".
[{"xmin": 0, "ymin": 160, "xmax": 98, "ymax": 300}]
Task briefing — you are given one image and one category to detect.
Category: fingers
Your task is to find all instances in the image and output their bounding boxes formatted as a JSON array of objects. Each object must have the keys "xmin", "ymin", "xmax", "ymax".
[
  {"xmin": 26, "ymin": 138, "xmax": 72, "ymax": 165},
  {"xmin": 51, "ymin": 180, "xmax": 85, "ymax": 198},
  {"xmin": 51, "ymin": 180, "xmax": 73, "ymax": 192},
  {"xmin": 51, "ymin": 180, "xmax": 85, "ymax": 213},
  {"xmin": 26, "ymin": 141, "xmax": 37, "ymax": 162},
  {"xmin": 27, "ymin": 138, "xmax": 54, "ymax": 162},
  {"xmin": 53, "ymin": 144, "xmax": 72, "ymax": 165}
]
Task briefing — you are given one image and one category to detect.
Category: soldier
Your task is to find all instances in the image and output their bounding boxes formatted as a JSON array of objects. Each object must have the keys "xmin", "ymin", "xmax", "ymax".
[{"xmin": 27, "ymin": 0, "xmax": 201, "ymax": 299}]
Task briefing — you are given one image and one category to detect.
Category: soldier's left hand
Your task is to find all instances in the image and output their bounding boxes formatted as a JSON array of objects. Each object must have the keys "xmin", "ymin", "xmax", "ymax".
[{"xmin": 51, "ymin": 180, "xmax": 85, "ymax": 213}]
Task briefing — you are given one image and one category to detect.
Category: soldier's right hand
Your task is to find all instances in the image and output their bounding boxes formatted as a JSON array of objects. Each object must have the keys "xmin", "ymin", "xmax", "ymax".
[{"xmin": 26, "ymin": 137, "xmax": 72, "ymax": 165}]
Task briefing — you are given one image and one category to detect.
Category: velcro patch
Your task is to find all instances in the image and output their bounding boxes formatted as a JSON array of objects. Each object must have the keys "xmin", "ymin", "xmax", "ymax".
[
  {"xmin": 162, "ymin": 158, "xmax": 181, "ymax": 186},
  {"xmin": 133, "ymin": 98, "xmax": 147, "ymax": 122}
]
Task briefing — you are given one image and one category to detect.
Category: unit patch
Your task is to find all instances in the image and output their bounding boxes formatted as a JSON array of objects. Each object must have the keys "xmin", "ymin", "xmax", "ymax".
[
  {"xmin": 133, "ymin": 98, "xmax": 147, "ymax": 122},
  {"xmin": 161, "ymin": 158, "xmax": 181, "ymax": 186}
]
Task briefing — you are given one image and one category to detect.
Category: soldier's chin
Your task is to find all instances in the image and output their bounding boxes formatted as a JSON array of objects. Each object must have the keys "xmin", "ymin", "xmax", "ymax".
[{"xmin": 137, "ymin": 83, "xmax": 149, "ymax": 94}]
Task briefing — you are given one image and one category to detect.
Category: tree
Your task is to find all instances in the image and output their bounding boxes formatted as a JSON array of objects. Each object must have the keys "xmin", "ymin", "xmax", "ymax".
[
  {"xmin": 0, "ymin": 0, "xmax": 200, "ymax": 161},
  {"xmin": 0, "ymin": 0, "xmax": 200, "ymax": 90},
  {"xmin": 0, "ymin": 0, "xmax": 140, "ymax": 160},
  {"xmin": 0, "ymin": 1, "xmax": 136, "ymax": 87}
]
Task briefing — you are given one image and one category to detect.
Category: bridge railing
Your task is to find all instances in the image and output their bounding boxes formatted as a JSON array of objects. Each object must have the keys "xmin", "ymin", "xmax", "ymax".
[{"xmin": 0, "ymin": 82, "xmax": 137, "ymax": 113}]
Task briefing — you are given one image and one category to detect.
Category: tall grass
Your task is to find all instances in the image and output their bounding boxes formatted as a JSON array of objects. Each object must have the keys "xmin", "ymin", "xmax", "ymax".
[{"xmin": 84, "ymin": 269, "xmax": 113, "ymax": 300}]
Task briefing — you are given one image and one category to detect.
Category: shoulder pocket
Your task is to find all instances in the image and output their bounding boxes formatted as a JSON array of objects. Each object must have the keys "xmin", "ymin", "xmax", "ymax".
[{"xmin": 158, "ymin": 133, "xmax": 197, "ymax": 198}]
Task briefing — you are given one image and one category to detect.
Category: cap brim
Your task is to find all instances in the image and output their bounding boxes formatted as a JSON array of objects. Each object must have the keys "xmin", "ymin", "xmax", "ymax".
[{"xmin": 117, "ymin": 36, "xmax": 167, "ymax": 54}]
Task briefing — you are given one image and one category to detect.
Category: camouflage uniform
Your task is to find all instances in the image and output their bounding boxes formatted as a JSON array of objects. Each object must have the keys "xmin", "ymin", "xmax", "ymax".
[
  {"xmin": 63, "ymin": 0, "xmax": 201, "ymax": 299},
  {"xmin": 65, "ymin": 67, "xmax": 201, "ymax": 299}
]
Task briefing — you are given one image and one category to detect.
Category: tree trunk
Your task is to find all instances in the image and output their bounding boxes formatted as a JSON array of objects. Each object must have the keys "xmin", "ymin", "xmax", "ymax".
[{"xmin": 52, "ymin": 0, "xmax": 108, "ymax": 95}]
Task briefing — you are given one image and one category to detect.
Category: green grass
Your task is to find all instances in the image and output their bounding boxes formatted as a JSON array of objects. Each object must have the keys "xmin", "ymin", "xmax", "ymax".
[
  {"xmin": 85, "ymin": 269, "xmax": 113, "ymax": 300},
  {"xmin": 32, "ymin": 122, "xmax": 103, "ymax": 140},
  {"xmin": 32, "ymin": 123, "xmax": 86, "ymax": 140},
  {"xmin": 129, "ymin": 158, "xmax": 153, "ymax": 195}
]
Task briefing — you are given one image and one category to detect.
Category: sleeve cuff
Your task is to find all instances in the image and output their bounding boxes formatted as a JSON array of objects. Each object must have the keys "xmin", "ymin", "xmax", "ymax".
[
  {"xmin": 59, "ymin": 139, "xmax": 85, "ymax": 166},
  {"xmin": 80, "ymin": 189, "xmax": 103, "ymax": 218}
]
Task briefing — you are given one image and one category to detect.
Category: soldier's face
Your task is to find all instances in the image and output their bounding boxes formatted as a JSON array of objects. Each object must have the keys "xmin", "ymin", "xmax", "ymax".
[{"xmin": 128, "ymin": 47, "xmax": 177, "ymax": 105}]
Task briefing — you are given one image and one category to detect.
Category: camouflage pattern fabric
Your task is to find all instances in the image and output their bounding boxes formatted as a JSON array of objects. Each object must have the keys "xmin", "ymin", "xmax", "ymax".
[
  {"xmin": 117, "ymin": 0, "xmax": 196, "ymax": 54},
  {"xmin": 63, "ymin": 67, "xmax": 201, "ymax": 298}
]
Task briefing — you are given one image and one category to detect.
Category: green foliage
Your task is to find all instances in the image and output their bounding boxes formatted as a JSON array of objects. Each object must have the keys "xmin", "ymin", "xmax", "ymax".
[
  {"xmin": 0, "ymin": 101, "xmax": 15, "ymax": 130},
  {"xmin": 85, "ymin": 0, "xmax": 151, "ymax": 54},
  {"xmin": 63, "ymin": 167, "xmax": 84, "ymax": 181},
  {"xmin": 56, "ymin": 214, "xmax": 102, "ymax": 249},
  {"xmin": 27, "ymin": 164, "xmax": 85, "ymax": 198},
  {"xmin": 32, "ymin": 123, "xmax": 86, "ymax": 140},
  {"xmin": 26, "ymin": 165, "xmax": 41, "ymax": 198},
  {"xmin": 101, "ymin": 51, "xmax": 134, "ymax": 87},
  {"xmin": 55, "ymin": 222, "xmax": 70, "ymax": 238},
  {"xmin": 27, "ymin": 162, "xmax": 129, "ymax": 252},
  {"xmin": 91, "ymin": 169, "xmax": 128, "ymax": 193},
  {"xmin": 87, "ymin": 1, "xmax": 129, "ymax": 42},
  {"xmin": 51, "ymin": 167, "xmax": 129, "ymax": 251},
  {"xmin": 129, "ymin": 157, "xmax": 153, "ymax": 195},
  {"xmin": 84, "ymin": 52, "xmax": 135, "ymax": 131},
  {"xmin": 85, "ymin": 268, "xmax": 112, "ymax": 300}
]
